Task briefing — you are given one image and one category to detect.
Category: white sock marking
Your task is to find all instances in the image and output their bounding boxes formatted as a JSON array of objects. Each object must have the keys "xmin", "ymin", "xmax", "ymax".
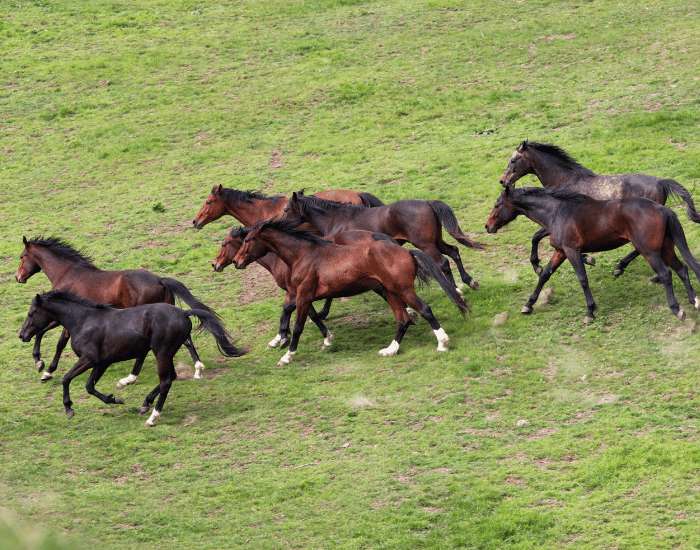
[
  {"xmin": 321, "ymin": 332, "xmax": 334, "ymax": 350},
  {"xmin": 378, "ymin": 340, "xmax": 400, "ymax": 357},
  {"xmin": 117, "ymin": 373, "xmax": 138, "ymax": 388},
  {"xmin": 277, "ymin": 350, "xmax": 296, "ymax": 366},
  {"xmin": 146, "ymin": 409, "xmax": 161, "ymax": 427},
  {"xmin": 434, "ymin": 328, "xmax": 449, "ymax": 352},
  {"xmin": 194, "ymin": 361, "xmax": 205, "ymax": 380},
  {"xmin": 267, "ymin": 333, "xmax": 282, "ymax": 349}
]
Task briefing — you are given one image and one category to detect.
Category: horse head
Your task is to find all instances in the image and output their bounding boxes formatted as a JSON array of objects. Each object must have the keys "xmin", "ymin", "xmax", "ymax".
[
  {"xmin": 212, "ymin": 227, "xmax": 248, "ymax": 272},
  {"xmin": 485, "ymin": 186, "xmax": 520, "ymax": 234},
  {"xmin": 192, "ymin": 184, "xmax": 225, "ymax": 229},
  {"xmin": 15, "ymin": 237, "xmax": 42, "ymax": 284}
]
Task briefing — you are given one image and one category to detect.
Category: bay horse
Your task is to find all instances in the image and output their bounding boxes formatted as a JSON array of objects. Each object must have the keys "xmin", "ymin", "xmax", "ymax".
[
  {"xmin": 212, "ymin": 227, "xmax": 409, "ymax": 349},
  {"xmin": 191, "ymin": 184, "xmax": 384, "ymax": 229},
  {"xmin": 281, "ymin": 192, "xmax": 487, "ymax": 291},
  {"xmin": 19, "ymin": 290, "xmax": 244, "ymax": 426},
  {"xmin": 499, "ymin": 140, "xmax": 700, "ymax": 277},
  {"xmin": 15, "ymin": 236, "xmax": 216, "ymax": 385},
  {"xmin": 486, "ymin": 185, "xmax": 700, "ymax": 323},
  {"xmin": 230, "ymin": 219, "xmax": 468, "ymax": 365}
]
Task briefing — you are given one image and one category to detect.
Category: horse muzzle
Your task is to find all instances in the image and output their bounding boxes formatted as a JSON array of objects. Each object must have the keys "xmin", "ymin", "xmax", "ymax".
[
  {"xmin": 192, "ymin": 219, "xmax": 204, "ymax": 230},
  {"xmin": 212, "ymin": 261, "xmax": 225, "ymax": 273},
  {"xmin": 15, "ymin": 273, "xmax": 26, "ymax": 284},
  {"xmin": 485, "ymin": 223, "xmax": 499, "ymax": 234}
]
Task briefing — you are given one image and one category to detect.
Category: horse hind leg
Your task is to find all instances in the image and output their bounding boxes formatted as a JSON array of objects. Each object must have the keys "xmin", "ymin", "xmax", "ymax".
[
  {"xmin": 118, "ymin": 354, "xmax": 148, "ymax": 388},
  {"xmin": 669, "ymin": 255, "xmax": 700, "ymax": 310},
  {"xmin": 438, "ymin": 241, "xmax": 478, "ymax": 290},
  {"xmin": 182, "ymin": 337, "xmax": 205, "ymax": 379},
  {"xmin": 613, "ymin": 249, "xmax": 644, "ymax": 279},
  {"xmin": 402, "ymin": 293, "xmax": 450, "ymax": 352},
  {"xmin": 378, "ymin": 294, "xmax": 412, "ymax": 357},
  {"xmin": 143, "ymin": 356, "xmax": 177, "ymax": 427},
  {"xmin": 85, "ymin": 363, "xmax": 125, "ymax": 406},
  {"xmin": 645, "ymin": 253, "xmax": 684, "ymax": 319}
]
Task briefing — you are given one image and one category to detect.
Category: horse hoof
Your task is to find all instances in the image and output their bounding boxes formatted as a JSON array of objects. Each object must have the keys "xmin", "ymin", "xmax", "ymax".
[
  {"xmin": 584, "ymin": 315, "xmax": 595, "ymax": 324},
  {"xmin": 279, "ymin": 337, "xmax": 291, "ymax": 350},
  {"xmin": 66, "ymin": 409, "xmax": 74, "ymax": 420},
  {"xmin": 613, "ymin": 269, "xmax": 624, "ymax": 278},
  {"xmin": 469, "ymin": 280, "xmax": 479, "ymax": 291},
  {"xmin": 649, "ymin": 276, "xmax": 661, "ymax": 284},
  {"xmin": 321, "ymin": 332, "xmax": 334, "ymax": 350},
  {"xmin": 534, "ymin": 266, "xmax": 543, "ymax": 276},
  {"xmin": 194, "ymin": 361, "xmax": 205, "ymax": 380},
  {"xmin": 676, "ymin": 309, "xmax": 686, "ymax": 321},
  {"xmin": 40, "ymin": 372, "xmax": 53, "ymax": 382},
  {"xmin": 35, "ymin": 360, "xmax": 45, "ymax": 372},
  {"xmin": 140, "ymin": 406, "xmax": 149, "ymax": 415},
  {"xmin": 266, "ymin": 337, "xmax": 281, "ymax": 349},
  {"xmin": 114, "ymin": 397, "xmax": 125, "ymax": 405},
  {"xmin": 584, "ymin": 257, "xmax": 596, "ymax": 267},
  {"xmin": 521, "ymin": 306, "xmax": 533, "ymax": 315},
  {"xmin": 378, "ymin": 340, "xmax": 400, "ymax": 357},
  {"xmin": 117, "ymin": 374, "xmax": 137, "ymax": 388},
  {"xmin": 277, "ymin": 350, "xmax": 296, "ymax": 366},
  {"xmin": 407, "ymin": 308, "xmax": 419, "ymax": 325}
]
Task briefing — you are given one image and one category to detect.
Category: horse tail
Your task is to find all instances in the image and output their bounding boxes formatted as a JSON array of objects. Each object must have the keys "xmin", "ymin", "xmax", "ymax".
[
  {"xmin": 409, "ymin": 250, "xmax": 469, "ymax": 316},
  {"xmin": 659, "ymin": 178, "xmax": 700, "ymax": 223},
  {"xmin": 371, "ymin": 232, "xmax": 400, "ymax": 245},
  {"xmin": 428, "ymin": 200, "xmax": 489, "ymax": 249},
  {"xmin": 359, "ymin": 192, "xmax": 385, "ymax": 207},
  {"xmin": 185, "ymin": 309, "xmax": 246, "ymax": 358},
  {"xmin": 663, "ymin": 207, "xmax": 700, "ymax": 283},
  {"xmin": 159, "ymin": 277, "xmax": 220, "ymax": 319}
]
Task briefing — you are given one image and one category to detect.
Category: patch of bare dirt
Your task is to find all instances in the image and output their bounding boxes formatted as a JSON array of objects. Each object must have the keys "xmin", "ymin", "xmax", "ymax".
[{"xmin": 238, "ymin": 262, "xmax": 283, "ymax": 305}]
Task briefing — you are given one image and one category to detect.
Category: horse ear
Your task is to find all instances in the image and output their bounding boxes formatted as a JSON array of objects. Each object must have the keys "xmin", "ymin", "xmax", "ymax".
[
  {"xmin": 519, "ymin": 140, "xmax": 528, "ymax": 151},
  {"xmin": 214, "ymin": 184, "xmax": 223, "ymax": 196},
  {"xmin": 23, "ymin": 236, "xmax": 28, "ymax": 246},
  {"xmin": 34, "ymin": 293, "xmax": 42, "ymax": 305}
]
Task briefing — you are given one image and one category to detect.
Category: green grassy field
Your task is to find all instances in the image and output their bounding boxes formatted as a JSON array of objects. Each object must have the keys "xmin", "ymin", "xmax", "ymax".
[{"xmin": 2, "ymin": 1, "xmax": 700, "ymax": 548}]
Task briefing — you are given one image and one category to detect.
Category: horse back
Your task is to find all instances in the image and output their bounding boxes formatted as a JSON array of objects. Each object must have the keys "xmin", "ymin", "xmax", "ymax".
[
  {"xmin": 57, "ymin": 268, "xmax": 169, "ymax": 308},
  {"xmin": 571, "ymin": 174, "xmax": 666, "ymax": 204}
]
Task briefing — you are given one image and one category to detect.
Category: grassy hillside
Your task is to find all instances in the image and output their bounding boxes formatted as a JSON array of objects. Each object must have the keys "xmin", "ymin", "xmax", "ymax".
[{"xmin": 2, "ymin": 1, "xmax": 700, "ymax": 548}]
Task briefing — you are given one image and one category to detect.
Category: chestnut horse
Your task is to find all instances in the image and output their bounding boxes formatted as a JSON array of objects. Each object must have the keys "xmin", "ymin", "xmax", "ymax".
[
  {"xmin": 191, "ymin": 185, "xmax": 384, "ymax": 229},
  {"xmin": 282, "ymin": 192, "xmax": 487, "ymax": 291},
  {"xmin": 486, "ymin": 185, "xmax": 700, "ymax": 323},
  {"xmin": 20, "ymin": 290, "xmax": 244, "ymax": 426},
  {"xmin": 500, "ymin": 140, "xmax": 700, "ymax": 277},
  {"xmin": 230, "ymin": 218, "xmax": 468, "ymax": 365},
  {"xmin": 15, "ymin": 237, "xmax": 216, "ymax": 385},
  {"xmin": 213, "ymin": 227, "xmax": 407, "ymax": 348}
]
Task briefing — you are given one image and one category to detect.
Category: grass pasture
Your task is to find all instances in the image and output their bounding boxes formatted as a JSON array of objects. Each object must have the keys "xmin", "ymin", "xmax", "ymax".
[{"xmin": 2, "ymin": 0, "xmax": 700, "ymax": 548}]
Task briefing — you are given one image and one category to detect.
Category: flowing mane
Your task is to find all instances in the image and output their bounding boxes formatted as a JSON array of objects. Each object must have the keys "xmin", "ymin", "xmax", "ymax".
[
  {"xmin": 37, "ymin": 290, "xmax": 111, "ymax": 310},
  {"xmin": 28, "ymin": 237, "xmax": 96, "ymax": 269},
  {"xmin": 252, "ymin": 218, "xmax": 333, "ymax": 246},
  {"xmin": 217, "ymin": 187, "xmax": 287, "ymax": 208},
  {"xmin": 511, "ymin": 186, "xmax": 593, "ymax": 204},
  {"xmin": 524, "ymin": 141, "xmax": 597, "ymax": 180},
  {"xmin": 293, "ymin": 194, "xmax": 366, "ymax": 216}
]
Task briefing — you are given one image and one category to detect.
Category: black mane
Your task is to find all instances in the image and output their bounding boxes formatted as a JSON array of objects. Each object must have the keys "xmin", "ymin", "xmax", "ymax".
[
  {"xmin": 217, "ymin": 187, "xmax": 287, "ymax": 208},
  {"xmin": 523, "ymin": 141, "xmax": 597, "ymax": 179},
  {"xmin": 28, "ymin": 237, "xmax": 96, "ymax": 269},
  {"xmin": 37, "ymin": 290, "xmax": 110, "ymax": 310},
  {"xmin": 252, "ymin": 218, "xmax": 333, "ymax": 246},
  {"xmin": 512, "ymin": 186, "xmax": 593, "ymax": 204},
  {"xmin": 293, "ymin": 194, "xmax": 365, "ymax": 217}
]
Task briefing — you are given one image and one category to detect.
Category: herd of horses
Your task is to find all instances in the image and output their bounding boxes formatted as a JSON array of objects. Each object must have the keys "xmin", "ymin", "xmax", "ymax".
[{"xmin": 15, "ymin": 140, "xmax": 700, "ymax": 425}]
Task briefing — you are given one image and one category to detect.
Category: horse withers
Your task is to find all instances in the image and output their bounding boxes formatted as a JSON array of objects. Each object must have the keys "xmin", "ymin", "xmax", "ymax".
[
  {"xmin": 486, "ymin": 185, "xmax": 700, "ymax": 323},
  {"xmin": 19, "ymin": 291, "xmax": 245, "ymax": 426}
]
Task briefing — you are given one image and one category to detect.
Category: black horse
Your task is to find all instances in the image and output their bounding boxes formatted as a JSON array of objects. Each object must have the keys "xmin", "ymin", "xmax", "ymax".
[
  {"xmin": 486, "ymin": 185, "xmax": 700, "ymax": 324},
  {"xmin": 19, "ymin": 291, "xmax": 245, "ymax": 426},
  {"xmin": 499, "ymin": 140, "xmax": 700, "ymax": 277}
]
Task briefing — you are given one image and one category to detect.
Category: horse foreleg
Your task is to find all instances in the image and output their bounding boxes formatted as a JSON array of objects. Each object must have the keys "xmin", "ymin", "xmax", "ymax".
[
  {"xmin": 521, "ymin": 250, "xmax": 567, "ymax": 316},
  {"xmin": 117, "ymin": 354, "xmax": 148, "ymax": 388},
  {"xmin": 61, "ymin": 357, "xmax": 96, "ymax": 419},
  {"xmin": 41, "ymin": 327, "xmax": 70, "ymax": 381},
  {"xmin": 378, "ymin": 293, "xmax": 412, "ymax": 357},
  {"xmin": 85, "ymin": 362, "xmax": 125, "ymax": 406},
  {"xmin": 316, "ymin": 298, "xmax": 333, "ymax": 321},
  {"xmin": 529, "ymin": 228, "xmax": 549, "ymax": 275},
  {"xmin": 613, "ymin": 249, "xmax": 642, "ymax": 279},
  {"xmin": 668, "ymin": 254, "xmax": 700, "ymax": 310},
  {"xmin": 31, "ymin": 321, "xmax": 59, "ymax": 372},
  {"xmin": 278, "ymin": 300, "xmax": 311, "ymax": 366},
  {"xmin": 271, "ymin": 298, "xmax": 297, "ymax": 349},
  {"xmin": 439, "ymin": 242, "xmax": 479, "ymax": 290}
]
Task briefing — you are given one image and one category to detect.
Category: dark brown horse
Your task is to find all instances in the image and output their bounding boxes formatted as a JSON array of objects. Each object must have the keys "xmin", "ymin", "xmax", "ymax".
[
  {"xmin": 15, "ymin": 237, "xmax": 215, "ymax": 385},
  {"xmin": 486, "ymin": 185, "xmax": 700, "ymax": 323},
  {"xmin": 499, "ymin": 140, "xmax": 700, "ymax": 277},
  {"xmin": 230, "ymin": 219, "xmax": 468, "ymax": 365},
  {"xmin": 282, "ymin": 192, "xmax": 487, "ymax": 291},
  {"xmin": 19, "ymin": 290, "xmax": 244, "ymax": 426},
  {"xmin": 191, "ymin": 185, "xmax": 384, "ymax": 229},
  {"xmin": 212, "ymin": 227, "xmax": 407, "ymax": 348}
]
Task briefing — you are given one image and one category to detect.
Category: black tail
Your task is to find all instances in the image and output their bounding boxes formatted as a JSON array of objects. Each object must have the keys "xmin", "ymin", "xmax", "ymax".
[
  {"xmin": 663, "ymin": 207, "xmax": 700, "ymax": 283},
  {"xmin": 359, "ymin": 192, "xmax": 385, "ymax": 207},
  {"xmin": 428, "ymin": 200, "xmax": 489, "ymax": 250},
  {"xmin": 660, "ymin": 178, "xmax": 700, "ymax": 223},
  {"xmin": 185, "ymin": 309, "xmax": 246, "ymax": 358},
  {"xmin": 160, "ymin": 277, "xmax": 220, "ymax": 319},
  {"xmin": 409, "ymin": 250, "xmax": 469, "ymax": 316}
]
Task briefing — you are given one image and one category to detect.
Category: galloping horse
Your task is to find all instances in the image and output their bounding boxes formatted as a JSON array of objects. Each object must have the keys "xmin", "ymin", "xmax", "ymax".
[
  {"xmin": 230, "ymin": 219, "xmax": 468, "ymax": 365},
  {"xmin": 486, "ymin": 185, "xmax": 700, "ymax": 323},
  {"xmin": 212, "ymin": 227, "xmax": 408, "ymax": 348},
  {"xmin": 15, "ymin": 237, "xmax": 216, "ymax": 385},
  {"xmin": 499, "ymin": 140, "xmax": 700, "ymax": 277},
  {"xmin": 19, "ymin": 291, "xmax": 244, "ymax": 426},
  {"xmin": 282, "ymin": 192, "xmax": 487, "ymax": 291},
  {"xmin": 191, "ymin": 185, "xmax": 384, "ymax": 229}
]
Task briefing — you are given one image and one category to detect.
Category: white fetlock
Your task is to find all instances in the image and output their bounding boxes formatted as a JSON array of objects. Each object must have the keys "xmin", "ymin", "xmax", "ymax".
[
  {"xmin": 146, "ymin": 409, "xmax": 160, "ymax": 427},
  {"xmin": 193, "ymin": 361, "xmax": 205, "ymax": 380},
  {"xmin": 694, "ymin": 297, "xmax": 700, "ymax": 310},
  {"xmin": 321, "ymin": 332, "xmax": 334, "ymax": 350},
  {"xmin": 36, "ymin": 360, "xmax": 45, "ymax": 371},
  {"xmin": 434, "ymin": 328, "xmax": 449, "ymax": 352},
  {"xmin": 41, "ymin": 371, "xmax": 53, "ymax": 381},
  {"xmin": 267, "ymin": 334, "xmax": 282, "ymax": 349},
  {"xmin": 117, "ymin": 373, "xmax": 138, "ymax": 388},
  {"xmin": 277, "ymin": 350, "xmax": 296, "ymax": 366},
  {"xmin": 456, "ymin": 286, "xmax": 464, "ymax": 297},
  {"xmin": 378, "ymin": 340, "xmax": 400, "ymax": 357}
]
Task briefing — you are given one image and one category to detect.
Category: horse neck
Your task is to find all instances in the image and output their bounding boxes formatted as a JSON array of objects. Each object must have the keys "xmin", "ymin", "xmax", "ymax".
[
  {"xmin": 226, "ymin": 198, "xmax": 284, "ymax": 226},
  {"xmin": 29, "ymin": 246, "xmax": 85, "ymax": 284},
  {"xmin": 258, "ymin": 229, "xmax": 318, "ymax": 267},
  {"xmin": 41, "ymin": 298, "xmax": 91, "ymax": 333},
  {"xmin": 508, "ymin": 193, "xmax": 557, "ymax": 232},
  {"xmin": 528, "ymin": 151, "xmax": 577, "ymax": 189}
]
